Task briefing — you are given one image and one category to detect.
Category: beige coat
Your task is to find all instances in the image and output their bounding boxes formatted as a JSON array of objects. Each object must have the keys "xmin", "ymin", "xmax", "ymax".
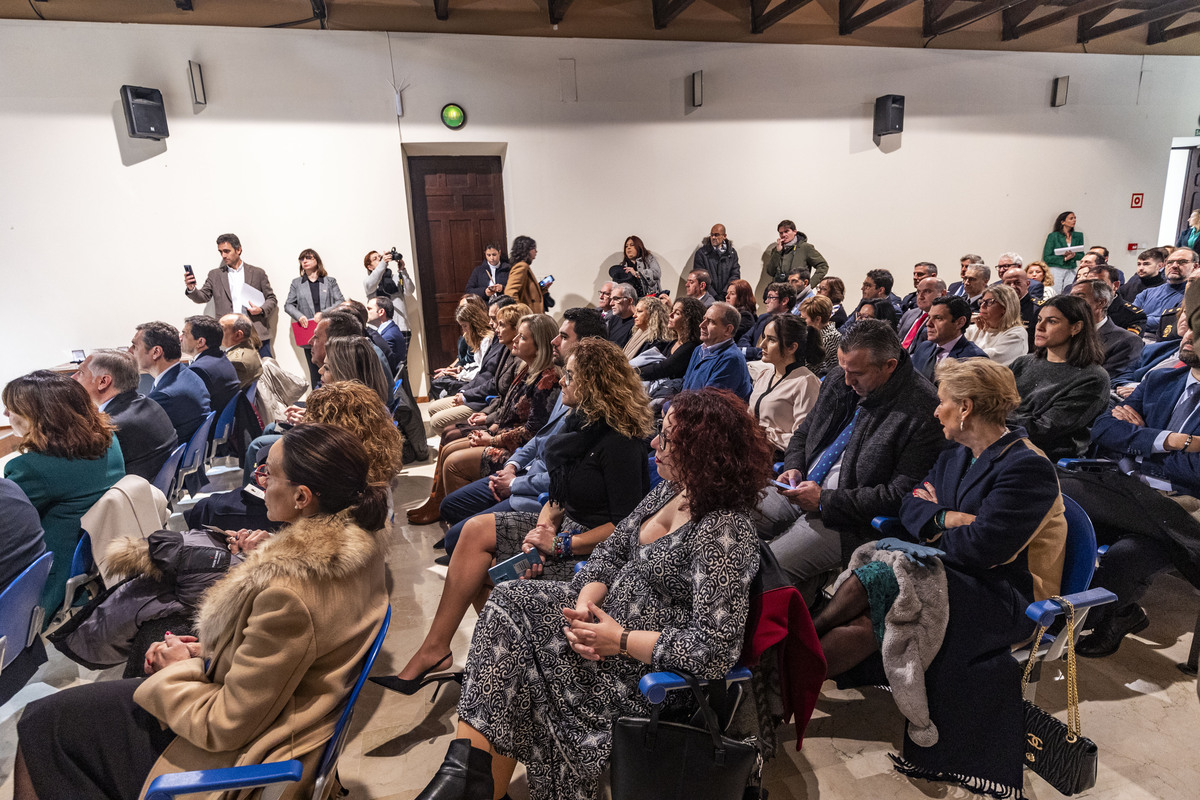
[
  {"xmin": 748, "ymin": 365, "xmax": 821, "ymax": 454},
  {"xmin": 133, "ymin": 513, "xmax": 388, "ymax": 799},
  {"xmin": 504, "ymin": 261, "xmax": 545, "ymax": 313}
]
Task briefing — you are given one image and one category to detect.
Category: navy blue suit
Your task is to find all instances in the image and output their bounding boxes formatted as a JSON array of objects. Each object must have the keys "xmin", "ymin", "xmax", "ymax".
[
  {"xmin": 737, "ymin": 312, "xmax": 775, "ymax": 361},
  {"xmin": 105, "ymin": 390, "xmax": 179, "ymax": 481},
  {"xmin": 377, "ymin": 319, "xmax": 408, "ymax": 367},
  {"xmin": 910, "ymin": 337, "xmax": 989, "ymax": 382},
  {"xmin": 1110, "ymin": 340, "xmax": 1180, "ymax": 388},
  {"xmin": 148, "ymin": 363, "xmax": 211, "ymax": 443},
  {"xmin": 682, "ymin": 339, "xmax": 752, "ymax": 401},
  {"xmin": 188, "ymin": 350, "xmax": 240, "ymax": 415}
]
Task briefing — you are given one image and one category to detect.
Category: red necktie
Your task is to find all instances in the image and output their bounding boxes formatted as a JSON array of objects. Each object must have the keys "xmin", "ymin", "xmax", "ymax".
[{"xmin": 902, "ymin": 313, "xmax": 928, "ymax": 349}]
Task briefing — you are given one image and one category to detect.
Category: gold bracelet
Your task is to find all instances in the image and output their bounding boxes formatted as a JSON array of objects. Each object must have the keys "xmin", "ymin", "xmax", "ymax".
[{"xmin": 619, "ymin": 630, "xmax": 630, "ymax": 657}]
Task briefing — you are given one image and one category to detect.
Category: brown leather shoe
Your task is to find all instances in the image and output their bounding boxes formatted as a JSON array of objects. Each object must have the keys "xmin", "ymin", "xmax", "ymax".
[{"xmin": 407, "ymin": 490, "xmax": 445, "ymax": 525}]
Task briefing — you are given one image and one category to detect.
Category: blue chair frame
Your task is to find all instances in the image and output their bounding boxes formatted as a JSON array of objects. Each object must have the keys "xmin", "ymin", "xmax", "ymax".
[
  {"xmin": 57, "ymin": 532, "xmax": 99, "ymax": 620},
  {"xmin": 206, "ymin": 390, "xmax": 245, "ymax": 468},
  {"xmin": 172, "ymin": 412, "xmax": 218, "ymax": 505},
  {"xmin": 144, "ymin": 606, "xmax": 392, "ymax": 800},
  {"xmin": 151, "ymin": 443, "xmax": 187, "ymax": 498},
  {"xmin": 0, "ymin": 551, "xmax": 54, "ymax": 674}
]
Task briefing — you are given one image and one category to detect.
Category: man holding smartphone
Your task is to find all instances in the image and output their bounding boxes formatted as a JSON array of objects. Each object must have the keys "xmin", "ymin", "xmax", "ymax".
[{"xmin": 185, "ymin": 233, "xmax": 278, "ymax": 357}]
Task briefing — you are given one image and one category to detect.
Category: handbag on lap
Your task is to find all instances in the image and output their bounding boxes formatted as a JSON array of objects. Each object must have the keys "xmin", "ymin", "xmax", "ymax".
[{"xmin": 1021, "ymin": 596, "xmax": 1099, "ymax": 796}]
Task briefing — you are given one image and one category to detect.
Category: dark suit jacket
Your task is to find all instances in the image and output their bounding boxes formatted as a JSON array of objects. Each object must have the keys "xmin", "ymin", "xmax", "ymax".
[
  {"xmin": 0, "ymin": 477, "xmax": 46, "ymax": 593},
  {"xmin": 738, "ymin": 312, "xmax": 775, "ymax": 361},
  {"xmin": 910, "ymin": 337, "xmax": 989, "ymax": 382},
  {"xmin": 377, "ymin": 320, "xmax": 408, "ymax": 368},
  {"xmin": 187, "ymin": 262, "xmax": 277, "ymax": 342},
  {"xmin": 1019, "ymin": 293, "xmax": 1040, "ymax": 349},
  {"xmin": 1111, "ymin": 340, "xmax": 1181, "ymax": 387},
  {"xmin": 1097, "ymin": 319, "xmax": 1145, "ymax": 381},
  {"xmin": 189, "ymin": 350, "xmax": 241, "ymax": 414},
  {"xmin": 606, "ymin": 314, "xmax": 636, "ymax": 348},
  {"xmin": 783, "ymin": 352, "xmax": 945, "ymax": 536},
  {"xmin": 948, "ymin": 281, "xmax": 965, "ymax": 297},
  {"xmin": 365, "ymin": 328, "xmax": 398, "ymax": 375},
  {"xmin": 465, "ymin": 261, "xmax": 512, "ymax": 300},
  {"xmin": 105, "ymin": 390, "xmax": 179, "ymax": 481},
  {"xmin": 897, "ymin": 308, "xmax": 929, "ymax": 351},
  {"xmin": 1093, "ymin": 365, "xmax": 1200, "ymax": 494},
  {"xmin": 148, "ymin": 363, "xmax": 212, "ymax": 443}
]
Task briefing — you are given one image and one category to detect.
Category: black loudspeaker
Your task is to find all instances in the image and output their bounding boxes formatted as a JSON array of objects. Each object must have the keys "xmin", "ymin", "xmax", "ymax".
[
  {"xmin": 120, "ymin": 85, "xmax": 169, "ymax": 140},
  {"xmin": 873, "ymin": 94, "xmax": 904, "ymax": 138}
]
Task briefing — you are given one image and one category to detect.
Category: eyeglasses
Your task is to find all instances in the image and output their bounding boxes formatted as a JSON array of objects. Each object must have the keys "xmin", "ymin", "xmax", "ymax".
[
  {"xmin": 561, "ymin": 369, "xmax": 574, "ymax": 387},
  {"xmin": 765, "ymin": 294, "xmax": 780, "ymax": 301},
  {"xmin": 1166, "ymin": 258, "xmax": 1196, "ymax": 265},
  {"xmin": 980, "ymin": 298, "xmax": 1000, "ymax": 308},
  {"xmin": 599, "ymin": 291, "xmax": 612, "ymax": 297},
  {"xmin": 254, "ymin": 463, "xmax": 293, "ymax": 488},
  {"xmin": 654, "ymin": 420, "xmax": 673, "ymax": 451}
]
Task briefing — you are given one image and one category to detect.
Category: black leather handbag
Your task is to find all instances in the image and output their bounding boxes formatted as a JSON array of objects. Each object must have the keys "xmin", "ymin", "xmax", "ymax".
[
  {"xmin": 610, "ymin": 670, "xmax": 760, "ymax": 800},
  {"xmin": 1021, "ymin": 596, "xmax": 1099, "ymax": 796}
]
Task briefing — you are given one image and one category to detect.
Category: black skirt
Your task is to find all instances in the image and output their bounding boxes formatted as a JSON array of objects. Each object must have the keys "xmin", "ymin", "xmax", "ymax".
[{"xmin": 17, "ymin": 678, "xmax": 176, "ymax": 800}]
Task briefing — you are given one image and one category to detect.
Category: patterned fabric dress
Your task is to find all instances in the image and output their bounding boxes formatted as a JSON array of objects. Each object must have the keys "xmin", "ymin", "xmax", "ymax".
[{"xmin": 457, "ymin": 480, "xmax": 760, "ymax": 800}]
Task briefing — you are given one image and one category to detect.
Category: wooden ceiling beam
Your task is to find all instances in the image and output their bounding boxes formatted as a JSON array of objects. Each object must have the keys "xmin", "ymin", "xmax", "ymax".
[
  {"xmin": 750, "ymin": 0, "xmax": 815, "ymax": 33},
  {"xmin": 927, "ymin": 0, "xmax": 1029, "ymax": 36},
  {"xmin": 840, "ymin": 0, "xmax": 920, "ymax": 35},
  {"xmin": 1006, "ymin": 0, "xmax": 1120, "ymax": 39},
  {"xmin": 1080, "ymin": 0, "xmax": 1200, "ymax": 42},
  {"xmin": 1001, "ymin": 0, "xmax": 1044, "ymax": 40},
  {"xmin": 433, "ymin": 0, "xmax": 449, "ymax": 21},
  {"xmin": 1148, "ymin": 16, "xmax": 1200, "ymax": 44},
  {"xmin": 548, "ymin": 0, "xmax": 574, "ymax": 24},
  {"xmin": 652, "ymin": 0, "xmax": 696, "ymax": 29}
]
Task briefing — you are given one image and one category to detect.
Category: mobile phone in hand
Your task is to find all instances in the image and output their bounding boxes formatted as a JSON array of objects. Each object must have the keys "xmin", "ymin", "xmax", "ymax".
[
  {"xmin": 772, "ymin": 479, "xmax": 795, "ymax": 491},
  {"xmin": 184, "ymin": 264, "xmax": 194, "ymax": 277},
  {"xmin": 538, "ymin": 274, "xmax": 554, "ymax": 288}
]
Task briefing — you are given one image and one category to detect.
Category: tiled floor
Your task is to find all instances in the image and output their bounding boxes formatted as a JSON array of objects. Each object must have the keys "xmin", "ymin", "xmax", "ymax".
[{"xmin": 2, "ymin": 449, "xmax": 1198, "ymax": 799}]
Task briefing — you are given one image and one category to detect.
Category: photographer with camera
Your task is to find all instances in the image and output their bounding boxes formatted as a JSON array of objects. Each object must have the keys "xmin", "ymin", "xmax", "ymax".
[{"xmin": 363, "ymin": 248, "xmax": 413, "ymax": 350}]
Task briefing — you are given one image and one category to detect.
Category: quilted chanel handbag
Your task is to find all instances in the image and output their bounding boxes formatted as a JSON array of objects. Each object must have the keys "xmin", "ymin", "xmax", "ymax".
[
  {"xmin": 1021, "ymin": 596, "xmax": 1099, "ymax": 795},
  {"xmin": 610, "ymin": 670, "xmax": 760, "ymax": 800}
]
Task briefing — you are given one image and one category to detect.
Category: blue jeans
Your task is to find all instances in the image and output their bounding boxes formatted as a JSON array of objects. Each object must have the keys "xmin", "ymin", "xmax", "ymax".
[{"xmin": 439, "ymin": 477, "xmax": 541, "ymax": 553}]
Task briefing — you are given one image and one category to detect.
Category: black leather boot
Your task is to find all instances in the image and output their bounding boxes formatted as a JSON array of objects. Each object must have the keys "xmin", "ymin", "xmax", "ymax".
[{"xmin": 414, "ymin": 738, "xmax": 494, "ymax": 800}]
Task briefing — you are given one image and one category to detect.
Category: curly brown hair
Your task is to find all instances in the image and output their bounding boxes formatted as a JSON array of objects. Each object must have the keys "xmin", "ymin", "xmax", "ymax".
[
  {"xmin": 304, "ymin": 381, "xmax": 404, "ymax": 485},
  {"xmin": 663, "ymin": 388, "xmax": 772, "ymax": 522},
  {"xmin": 569, "ymin": 338, "xmax": 654, "ymax": 439},
  {"xmin": 3, "ymin": 370, "xmax": 116, "ymax": 459}
]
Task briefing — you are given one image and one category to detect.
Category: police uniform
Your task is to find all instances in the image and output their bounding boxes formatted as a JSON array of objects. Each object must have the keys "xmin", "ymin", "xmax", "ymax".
[{"xmin": 1108, "ymin": 297, "xmax": 1146, "ymax": 336}]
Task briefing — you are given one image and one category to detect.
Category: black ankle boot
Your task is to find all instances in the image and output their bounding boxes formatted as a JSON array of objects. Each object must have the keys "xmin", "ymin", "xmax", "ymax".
[{"xmin": 415, "ymin": 738, "xmax": 494, "ymax": 800}]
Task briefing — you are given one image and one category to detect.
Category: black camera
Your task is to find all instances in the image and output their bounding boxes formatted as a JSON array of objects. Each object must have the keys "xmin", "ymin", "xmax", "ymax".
[{"xmin": 388, "ymin": 248, "xmax": 403, "ymax": 263}]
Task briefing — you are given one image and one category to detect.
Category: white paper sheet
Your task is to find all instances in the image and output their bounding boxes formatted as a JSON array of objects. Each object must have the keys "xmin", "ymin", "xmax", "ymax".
[
  {"xmin": 1053, "ymin": 245, "xmax": 1087, "ymax": 256},
  {"xmin": 240, "ymin": 283, "xmax": 265, "ymax": 310}
]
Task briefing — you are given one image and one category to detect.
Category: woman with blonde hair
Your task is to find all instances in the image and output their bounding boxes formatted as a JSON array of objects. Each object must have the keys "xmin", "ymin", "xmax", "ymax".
[
  {"xmin": 379, "ymin": 337, "xmax": 654, "ymax": 696},
  {"xmin": 799, "ymin": 294, "xmax": 841, "ymax": 377},
  {"xmin": 305, "ymin": 381, "xmax": 404, "ymax": 486},
  {"xmin": 408, "ymin": 314, "xmax": 562, "ymax": 525},
  {"xmin": 1026, "ymin": 260, "xmax": 1056, "ymax": 298},
  {"xmin": 964, "ymin": 283, "xmax": 1029, "ymax": 367},
  {"xmin": 318, "ymin": 336, "xmax": 392, "ymax": 408},
  {"xmin": 623, "ymin": 296, "xmax": 671, "ymax": 359}
]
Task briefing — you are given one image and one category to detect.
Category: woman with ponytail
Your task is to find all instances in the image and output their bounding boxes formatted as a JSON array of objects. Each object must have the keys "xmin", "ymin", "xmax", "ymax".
[
  {"xmin": 748, "ymin": 313, "xmax": 824, "ymax": 459},
  {"xmin": 14, "ymin": 423, "xmax": 389, "ymax": 800}
]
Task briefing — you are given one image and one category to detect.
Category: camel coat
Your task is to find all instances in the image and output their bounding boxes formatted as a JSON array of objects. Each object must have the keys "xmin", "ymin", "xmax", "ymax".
[
  {"xmin": 504, "ymin": 261, "xmax": 545, "ymax": 313},
  {"xmin": 133, "ymin": 513, "xmax": 388, "ymax": 799}
]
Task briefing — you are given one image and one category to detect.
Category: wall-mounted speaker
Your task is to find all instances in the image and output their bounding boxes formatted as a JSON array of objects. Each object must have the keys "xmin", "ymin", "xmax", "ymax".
[
  {"xmin": 873, "ymin": 94, "xmax": 904, "ymax": 138},
  {"xmin": 120, "ymin": 85, "xmax": 169, "ymax": 140},
  {"xmin": 690, "ymin": 70, "xmax": 703, "ymax": 108}
]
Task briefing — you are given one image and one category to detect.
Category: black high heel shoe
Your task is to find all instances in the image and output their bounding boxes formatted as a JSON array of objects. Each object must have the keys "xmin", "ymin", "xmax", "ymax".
[
  {"xmin": 370, "ymin": 653, "xmax": 458, "ymax": 697},
  {"xmin": 415, "ymin": 738, "xmax": 493, "ymax": 800}
]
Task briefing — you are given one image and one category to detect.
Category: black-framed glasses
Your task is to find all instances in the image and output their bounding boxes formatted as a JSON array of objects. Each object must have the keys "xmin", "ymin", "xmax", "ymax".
[
  {"xmin": 654, "ymin": 420, "xmax": 673, "ymax": 451},
  {"xmin": 561, "ymin": 369, "xmax": 574, "ymax": 387}
]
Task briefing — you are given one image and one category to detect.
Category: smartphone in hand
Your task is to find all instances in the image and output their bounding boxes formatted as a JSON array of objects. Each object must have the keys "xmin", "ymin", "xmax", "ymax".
[
  {"xmin": 184, "ymin": 264, "xmax": 194, "ymax": 277},
  {"xmin": 538, "ymin": 274, "xmax": 554, "ymax": 288}
]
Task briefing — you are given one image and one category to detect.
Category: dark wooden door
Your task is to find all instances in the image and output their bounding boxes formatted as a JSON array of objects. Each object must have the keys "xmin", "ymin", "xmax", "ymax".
[
  {"xmin": 408, "ymin": 156, "xmax": 508, "ymax": 373},
  {"xmin": 1177, "ymin": 147, "xmax": 1200, "ymax": 237}
]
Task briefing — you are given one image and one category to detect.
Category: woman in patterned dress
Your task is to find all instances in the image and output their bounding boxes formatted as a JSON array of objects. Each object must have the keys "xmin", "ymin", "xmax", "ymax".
[{"xmin": 409, "ymin": 388, "xmax": 773, "ymax": 800}]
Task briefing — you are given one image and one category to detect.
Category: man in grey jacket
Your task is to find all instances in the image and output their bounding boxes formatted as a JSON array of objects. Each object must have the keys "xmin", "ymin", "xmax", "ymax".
[
  {"xmin": 185, "ymin": 233, "xmax": 278, "ymax": 356},
  {"xmin": 754, "ymin": 320, "xmax": 946, "ymax": 604}
]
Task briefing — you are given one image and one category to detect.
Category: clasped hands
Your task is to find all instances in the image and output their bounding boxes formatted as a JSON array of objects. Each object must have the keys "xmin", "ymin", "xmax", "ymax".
[
  {"xmin": 562, "ymin": 601, "xmax": 623, "ymax": 661},
  {"xmin": 144, "ymin": 632, "xmax": 203, "ymax": 676}
]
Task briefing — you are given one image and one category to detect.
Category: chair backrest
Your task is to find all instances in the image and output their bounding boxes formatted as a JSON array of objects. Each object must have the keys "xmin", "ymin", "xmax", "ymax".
[
  {"xmin": 208, "ymin": 391, "xmax": 244, "ymax": 458},
  {"xmin": 152, "ymin": 443, "xmax": 187, "ymax": 497},
  {"xmin": 174, "ymin": 412, "xmax": 218, "ymax": 499},
  {"xmin": 310, "ymin": 605, "xmax": 392, "ymax": 798},
  {"xmin": 1059, "ymin": 495, "xmax": 1098, "ymax": 596},
  {"xmin": 0, "ymin": 551, "xmax": 53, "ymax": 671}
]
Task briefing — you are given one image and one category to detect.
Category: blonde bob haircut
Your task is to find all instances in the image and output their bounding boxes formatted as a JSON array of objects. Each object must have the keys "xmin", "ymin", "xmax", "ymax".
[
  {"xmin": 935, "ymin": 357, "xmax": 1021, "ymax": 427},
  {"xmin": 978, "ymin": 283, "xmax": 1024, "ymax": 332},
  {"xmin": 567, "ymin": 338, "xmax": 654, "ymax": 440},
  {"xmin": 517, "ymin": 313, "xmax": 560, "ymax": 384},
  {"xmin": 304, "ymin": 380, "xmax": 404, "ymax": 485},
  {"xmin": 495, "ymin": 302, "xmax": 533, "ymax": 331}
]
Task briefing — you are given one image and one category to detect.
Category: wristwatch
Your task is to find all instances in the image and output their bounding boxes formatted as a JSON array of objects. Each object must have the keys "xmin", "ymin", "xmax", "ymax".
[{"xmin": 619, "ymin": 630, "xmax": 630, "ymax": 658}]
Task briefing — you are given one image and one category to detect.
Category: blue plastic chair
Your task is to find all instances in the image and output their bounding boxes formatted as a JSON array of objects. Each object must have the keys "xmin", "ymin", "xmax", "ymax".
[
  {"xmin": 58, "ymin": 532, "xmax": 98, "ymax": 620},
  {"xmin": 0, "ymin": 551, "xmax": 53, "ymax": 674},
  {"xmin": 206, "ymin": 391, "xmax": 244, "ymax": 468},
  {"xmin": 144, "ymin": 605, "xmax": 392, "ymax": 800},
  {"xmin": 151, "ymin": 443, "xmax": 187, "ymax": 498},
  {"xmin": 172, "ymin": 412, "xmax": 218, "ymax": 504}
]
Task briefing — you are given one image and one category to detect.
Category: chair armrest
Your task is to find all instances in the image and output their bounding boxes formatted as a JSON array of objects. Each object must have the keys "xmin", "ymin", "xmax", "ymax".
[
  {"xmin": 639, "ymin": 666, "xmax": 753, "ymax": 705},
  {"xmin": 772, "ymin": 462, "xmax": 784, "ymax": 475},
  {"xmin": 870, "ymin": 516, "xmax": 904, "ymax": 537},
  {"xmin": 1025, "ymin": 588, "xmax": 1117, "ymax": 628},
  {"xmin": 144, "ymin": 761, "xmax": 304, "ymax": 800},
  {"xmin": 537, "ymin": 492, "xmax": 549, "ymax": 505}
]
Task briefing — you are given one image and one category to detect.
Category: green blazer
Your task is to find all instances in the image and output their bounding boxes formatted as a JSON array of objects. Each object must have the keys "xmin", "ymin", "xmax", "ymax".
[
  {"xmin": 4, "ymin": 439, "xmax": 125, "ymax": 612},
  {"xmin": 1042, "ymin": 230, "xmax": 1084, "ymax": 270}
]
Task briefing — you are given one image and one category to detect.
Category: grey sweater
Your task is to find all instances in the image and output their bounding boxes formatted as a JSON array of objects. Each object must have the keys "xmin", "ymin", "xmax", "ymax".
[{"xmin": 1008, "ymin": 356, "xmax": 1109, "ymax": 460}]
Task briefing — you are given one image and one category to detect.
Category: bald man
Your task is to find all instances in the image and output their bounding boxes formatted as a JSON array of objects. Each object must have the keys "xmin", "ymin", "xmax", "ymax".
[{"xmin": 691, "ymin": 223, "xmax": 741, "ymax": 298}]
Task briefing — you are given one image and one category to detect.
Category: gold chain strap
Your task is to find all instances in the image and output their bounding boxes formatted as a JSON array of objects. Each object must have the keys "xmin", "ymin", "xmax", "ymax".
[{"xmin": 1021, "ymin": 595, "xmax": 1082, "ymax": 742}]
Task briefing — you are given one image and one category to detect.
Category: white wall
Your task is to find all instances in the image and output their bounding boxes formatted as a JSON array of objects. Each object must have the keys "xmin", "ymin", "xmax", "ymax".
[{"xmin": 2, "ymin": 19, "xmax": 1199, "ymax": 394}]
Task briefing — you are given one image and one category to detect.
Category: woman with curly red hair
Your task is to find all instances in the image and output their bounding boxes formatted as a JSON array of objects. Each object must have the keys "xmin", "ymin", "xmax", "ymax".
[{"xmin": 408, "ymin": 388, "xmax": 772, "ymax": 800}]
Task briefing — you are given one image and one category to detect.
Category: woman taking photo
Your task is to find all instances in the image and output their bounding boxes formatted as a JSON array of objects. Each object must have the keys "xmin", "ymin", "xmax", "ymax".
[
  {"xmin": 1042, "ymin": 210, "xmax": 1084, "ymax": 289},
  {"xmin": 285, "ymin": 248, "xmax": 346, "ymax": 386},
  {"xmin": 1026, "ymin": 260, "xmax": 1057, "ymax": 299},
  {"xmin": 964, "ymin": 284, "xmax": 1029, "ymax": 367},
  {"xmin": 427, "ymin": 302, "xmax": 530, "ymax": 435},
  {"xmin": 814, "ymin": 358, "xmax": 1065, "ymax": 799},
  {"xmin": 749, "ymin": 314, "xmax": 823, "ymax": 459},
  {"xmin": 800, "ymin": 294, "xmax": 841, "ymax": 377},
  {"xmin": 379, "ymin": 338, "xmax": 655, "ymax": 700},
  {"xmin": 634, "ymin": 296, "xmax": 706, "ymax": 383},
  {"xmin": 3, "ymin": 371, "xmax": 124, "ymax": 613},
  {"xmin": 504, "ymin": 235, "xmax": 554, "ymax": 313},
  {"xmin": 319, "ymin": 336, "xmax": 394, "ymax": 408},
  {"xmin": 14, "ymin": 424, "xmax": 390, "ymax": 800},
  {"xmin": 623, "ymin": 296, "xmax": 670, "ymax": 360},
  {"xmin": 608, "ymin": 235, "xmax": 661, "ymax": 297},
  {"xmin": 407, "ymin": 388, "xmax": 771, "ymax": 800},
  {"xmin": 817, "ymin": 277, "xmax": 849, "ymax": 328},
  {"xmin": 408, "ymin": 314, "xmax": 561, "ymax": 525},
  {"xmin": 725, "ymin": 278, "xmax": 758, "ymax": 342},
  {"xmin": 1009, "ymin": 294, "xmax": 1109, "ymax": 460}
]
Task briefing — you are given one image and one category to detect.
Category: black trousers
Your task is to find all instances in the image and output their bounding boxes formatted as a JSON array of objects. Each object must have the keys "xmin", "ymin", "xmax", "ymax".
[{"xmin": 1058, "ymin": 469, "xmax": 1200, "ymax": 611}]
